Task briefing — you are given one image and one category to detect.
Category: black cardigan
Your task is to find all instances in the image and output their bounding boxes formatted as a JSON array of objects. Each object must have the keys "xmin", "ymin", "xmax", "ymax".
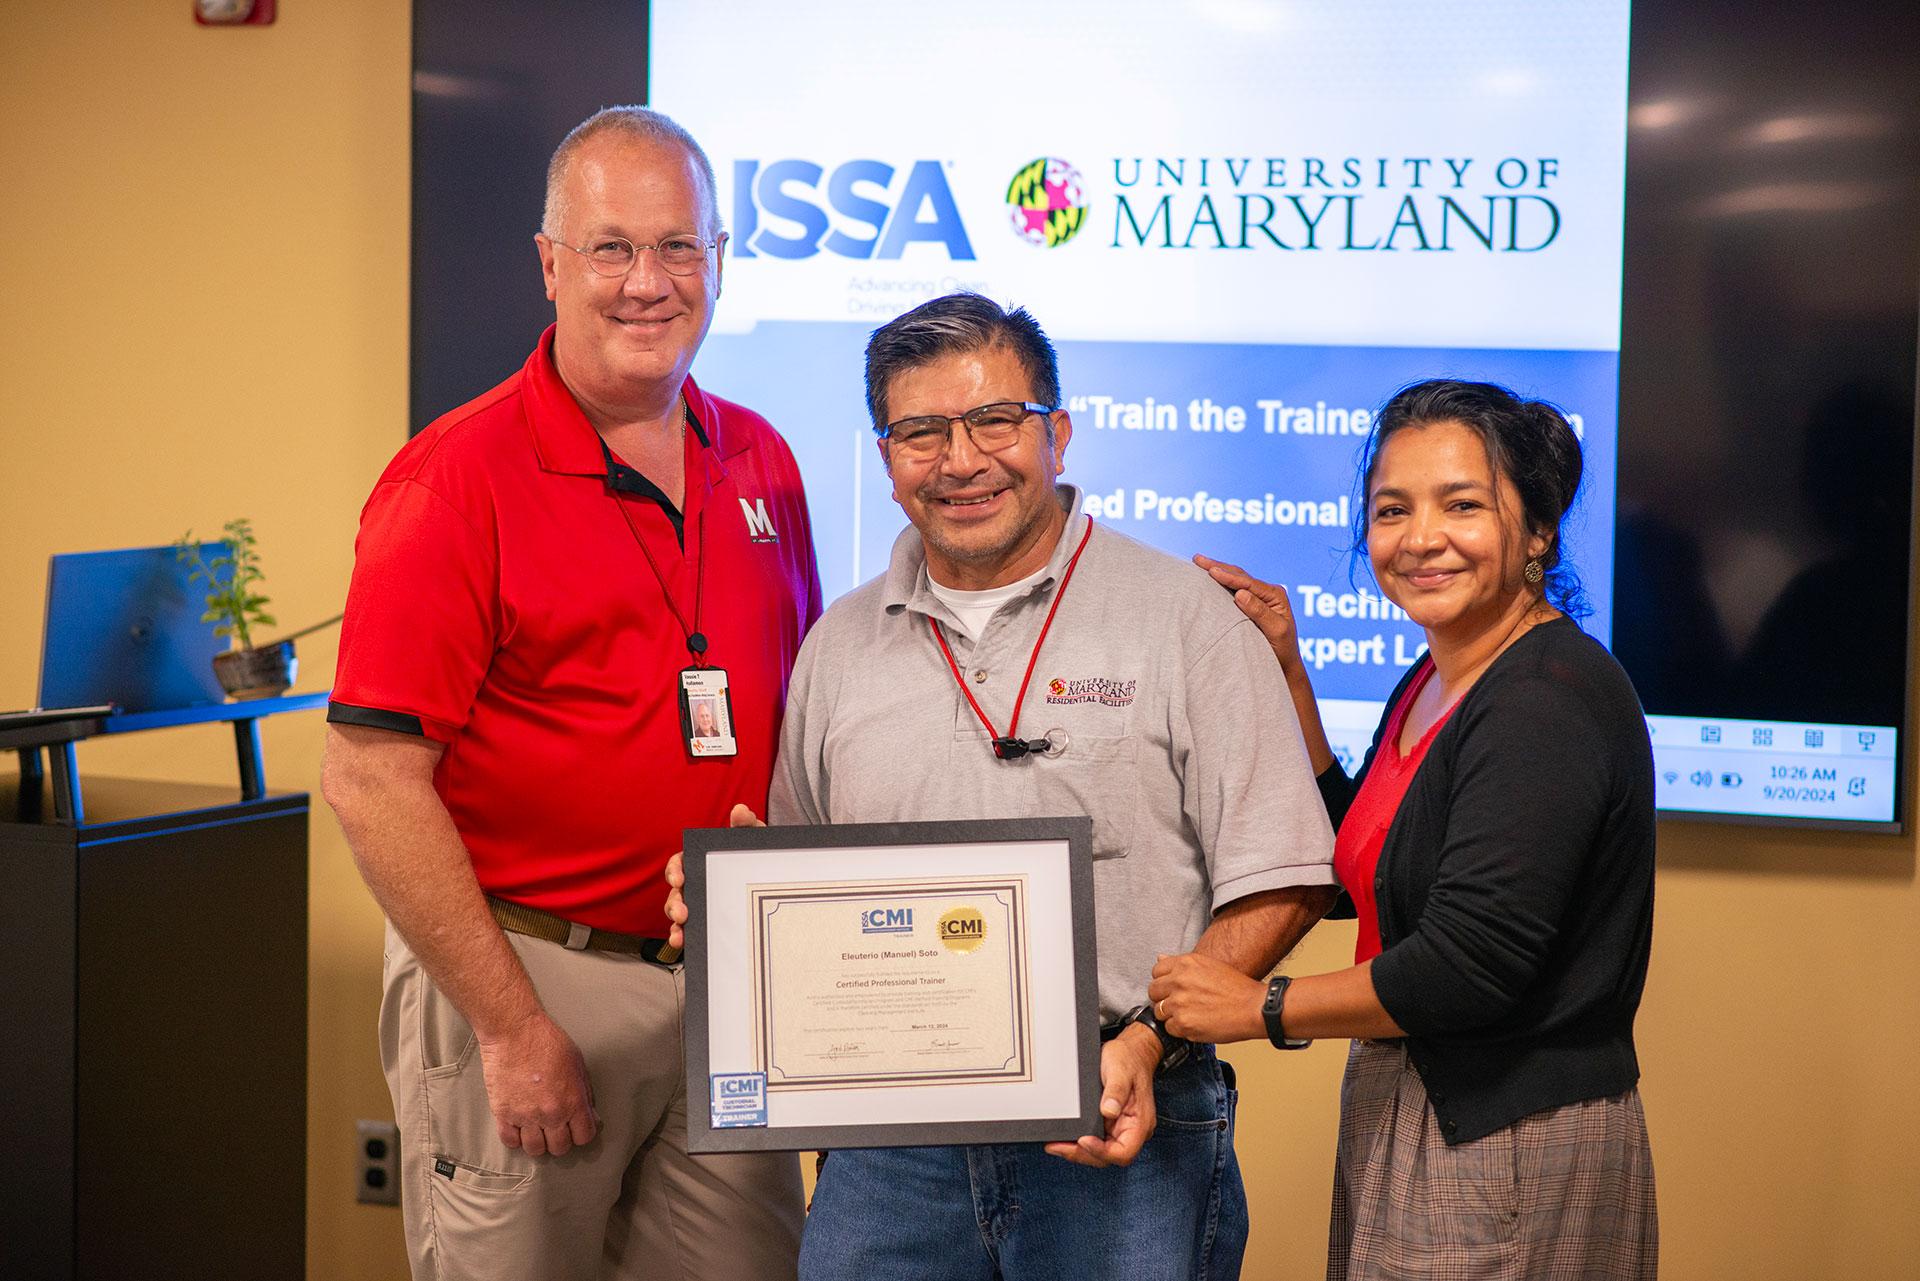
[{"xmin": 1315, "ymin": 617, "xmax": 1656, "ymax": 1145}]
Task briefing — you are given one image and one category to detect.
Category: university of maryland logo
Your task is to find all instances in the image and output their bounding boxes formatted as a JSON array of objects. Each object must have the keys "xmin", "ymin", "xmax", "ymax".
[
  {"xmin": 1006, "ymin": 157, "xmax": 1089, "ymax": 248},
  {"xmin": 1045, "ymin": 675, "xmax": 1138, "ymax": 707},
  {"xmin": 738, "ymin": 497, "xmax": 779, "ymax": 543}
]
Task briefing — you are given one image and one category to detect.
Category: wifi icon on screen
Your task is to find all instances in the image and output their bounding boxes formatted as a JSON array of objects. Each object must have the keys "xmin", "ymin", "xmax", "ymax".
[{"xmin": 1662, "ymin": 770, "xmax": 1679, "ymax": 786}]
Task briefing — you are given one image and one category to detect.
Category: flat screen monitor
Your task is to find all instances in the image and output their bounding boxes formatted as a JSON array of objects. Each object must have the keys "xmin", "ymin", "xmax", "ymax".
[
  {"xmin": 411, "ymin": 0, "xmax": 1918, "ymax": 830},
  {"xmin": 1612, "ymin": 0, "xmax": 1917, "ymax": 830},
  {"xmin": 647, "ymin": 0, "xmax": 1630, "ymax": 798}
]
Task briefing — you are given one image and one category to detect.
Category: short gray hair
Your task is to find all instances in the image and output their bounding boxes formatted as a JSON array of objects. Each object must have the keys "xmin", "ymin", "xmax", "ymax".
[
  {"xmin": 541, "ymin": 106, "xmax": 722, "ymax": 239},
  {"xmin": 864, "ymin": 293, "xmax": 1062, "ymax": 432}
]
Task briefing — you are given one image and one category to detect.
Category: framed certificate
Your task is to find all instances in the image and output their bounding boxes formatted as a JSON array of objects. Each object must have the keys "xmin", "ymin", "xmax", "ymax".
[{"xmin": 683, "ymin": 817, "xmax": 1100, "ymax": 1152}]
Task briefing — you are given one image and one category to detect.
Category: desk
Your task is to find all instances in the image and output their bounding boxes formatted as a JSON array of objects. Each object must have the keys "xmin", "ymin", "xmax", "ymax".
[
  {"xmin": 2, "ymin": 703, "xmax": 316, "ymax": 1279},
  {"xmin": 4, "ymin": 691, "xmax": 328, "ymax": 824}
]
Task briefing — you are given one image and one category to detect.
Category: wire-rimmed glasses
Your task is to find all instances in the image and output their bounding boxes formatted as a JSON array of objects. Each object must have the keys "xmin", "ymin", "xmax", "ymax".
[
  {"xmin": 877, "ymin": 401, "xmax": 1056, "ymax": 462},
  {"xmin": 548, "ymin": 233, "xmax": 720, "ymax": 277}
]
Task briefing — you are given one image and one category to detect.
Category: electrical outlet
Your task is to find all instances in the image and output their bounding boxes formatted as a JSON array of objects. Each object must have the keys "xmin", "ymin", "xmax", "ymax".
[{"xmin": 356, "ymin": 1119, "xmax": 400, "ymax": 1206}]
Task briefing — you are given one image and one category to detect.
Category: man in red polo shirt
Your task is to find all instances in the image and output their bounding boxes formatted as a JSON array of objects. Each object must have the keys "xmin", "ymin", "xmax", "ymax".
[{"xmin": 323, "ymin": 107, "xmax": 820, "ymax": 1281}]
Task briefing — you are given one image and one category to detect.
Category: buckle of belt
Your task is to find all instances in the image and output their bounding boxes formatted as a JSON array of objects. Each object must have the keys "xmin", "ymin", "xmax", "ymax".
[{"xmin": 487, "ymin": 897, "xmax": 681, "ymax": 964}]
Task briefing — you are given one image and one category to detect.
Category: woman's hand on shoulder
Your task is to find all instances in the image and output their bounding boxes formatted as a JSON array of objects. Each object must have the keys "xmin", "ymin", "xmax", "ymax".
[{"xmin": 1194, "ymin": 555, "xmax": 1305, "ymax": 679}]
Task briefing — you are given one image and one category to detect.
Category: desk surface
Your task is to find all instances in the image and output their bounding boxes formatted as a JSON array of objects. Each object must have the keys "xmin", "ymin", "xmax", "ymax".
[
  {"xmin": 1, "ymin": 691, "xmax": 328, "ymax": 751},
  {"xmin": 3, "ymin": 774, "xmax": 308, "ymax": 834},
  {"xmin": 101, "ymin": 690, "xmax": 329, "ymax": 733}
]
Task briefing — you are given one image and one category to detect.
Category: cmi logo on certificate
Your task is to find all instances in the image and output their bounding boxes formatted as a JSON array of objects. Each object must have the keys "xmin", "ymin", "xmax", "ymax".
[
  {"xmin": 679, "ymin": 667, "xmax": 738, "ymax": 758},
  {"xmin": 939, "ymin": 906, "xmax": 987, "ymax": 953},
  {"xmin": 709, "ymin": 1071, "xmax": 768, "ymax": 1128}
]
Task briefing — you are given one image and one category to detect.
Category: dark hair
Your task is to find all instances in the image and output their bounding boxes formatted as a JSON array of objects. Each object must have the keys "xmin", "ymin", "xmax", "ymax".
[
  {"xmin": 1354, "ymin": 378, "xmax": 1589, "ymax": 617},
  {"xmin": 864, "ymin": 293, "xmax": 1061, "ymax": 431}
]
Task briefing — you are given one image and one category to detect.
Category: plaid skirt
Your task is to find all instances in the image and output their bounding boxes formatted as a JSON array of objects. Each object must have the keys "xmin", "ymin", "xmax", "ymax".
[{"xmin": 1328, "ymin": 1039, "xmax": 1657, "ymax": 1281}]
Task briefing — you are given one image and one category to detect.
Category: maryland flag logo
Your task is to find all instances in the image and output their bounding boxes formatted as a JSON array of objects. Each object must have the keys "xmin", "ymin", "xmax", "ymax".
[{"xmin": 1006, "ymin": 157, "xmax": 1089, "ymax": 248}]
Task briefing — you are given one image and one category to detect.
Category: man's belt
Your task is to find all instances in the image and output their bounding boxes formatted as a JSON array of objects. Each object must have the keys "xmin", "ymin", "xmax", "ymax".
[{"xmin": 487, "ymin": 896, "xmax": 682, "ymax": 964}]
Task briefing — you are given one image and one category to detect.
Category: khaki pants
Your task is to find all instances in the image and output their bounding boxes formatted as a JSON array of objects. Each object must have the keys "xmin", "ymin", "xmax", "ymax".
[{"xmin": 380, "ymin": 922, "xmax": 804, "ymax": 1280}]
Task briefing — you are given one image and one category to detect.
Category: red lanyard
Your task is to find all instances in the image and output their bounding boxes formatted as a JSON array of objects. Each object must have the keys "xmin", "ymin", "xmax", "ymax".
[{"xmin": 928, "ymin": 518, "xmax": 1095, "ymax": 760}]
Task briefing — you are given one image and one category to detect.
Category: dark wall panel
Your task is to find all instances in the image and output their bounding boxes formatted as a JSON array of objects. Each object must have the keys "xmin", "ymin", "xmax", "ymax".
[{"xmin": 410, "ymin": 0, "xmax": 649, "ymax": 429}]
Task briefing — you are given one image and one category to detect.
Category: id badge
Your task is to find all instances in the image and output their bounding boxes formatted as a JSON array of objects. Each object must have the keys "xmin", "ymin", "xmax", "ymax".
[{"xmin": 679, "ymin": 667, "xmax": 738, "ymax": 758}]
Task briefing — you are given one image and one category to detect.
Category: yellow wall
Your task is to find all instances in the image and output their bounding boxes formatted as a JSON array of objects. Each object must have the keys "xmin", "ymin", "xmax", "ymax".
[
  {"xmin": 1, "ymin": 3, "xmax": 412, "ymax": 1277},
  {"xmin": 1, "ymin": 7, "xmax": 1915, "ymax": 1280}
]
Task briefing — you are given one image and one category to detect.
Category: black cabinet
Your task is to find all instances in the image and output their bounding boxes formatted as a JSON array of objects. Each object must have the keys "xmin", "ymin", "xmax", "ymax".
[{"xmin": 2, "ymin": 775, "xmax": 308, "ymax": 1280}]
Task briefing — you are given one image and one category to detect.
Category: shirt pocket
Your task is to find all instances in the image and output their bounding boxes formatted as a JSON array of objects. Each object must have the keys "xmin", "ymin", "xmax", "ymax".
[{"xmin": 1034, "ymin": 733, "xmax": 1138, "ymax": 861}]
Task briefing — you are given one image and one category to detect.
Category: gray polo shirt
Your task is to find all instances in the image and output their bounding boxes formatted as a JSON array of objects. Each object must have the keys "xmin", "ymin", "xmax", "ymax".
[{"xmin": 769, "ymin": 486, "xmax": 1337, "ymax": 1019}]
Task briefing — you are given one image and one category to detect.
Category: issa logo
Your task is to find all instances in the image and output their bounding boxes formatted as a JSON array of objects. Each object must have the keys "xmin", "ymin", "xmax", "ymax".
[
  {"xmin": 860, "ymin": 906, "xmax": 914, "ymax": 935},
  {"xmin": 731, "ymin": 159, "xmax": 975, "ymax": 261},
  {"xmin": 1007, "ymin": 157, "xmax": 1088, "ymax": 248}
]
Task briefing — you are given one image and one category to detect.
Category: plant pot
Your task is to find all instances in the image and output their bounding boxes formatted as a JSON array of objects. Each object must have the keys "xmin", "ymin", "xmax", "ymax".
[{"xmin": 213, "ymin": 641, "xmax": 297, "ymax": 700}]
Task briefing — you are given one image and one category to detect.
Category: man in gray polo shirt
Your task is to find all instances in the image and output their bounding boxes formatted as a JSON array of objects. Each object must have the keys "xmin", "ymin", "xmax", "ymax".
[{"xmin": 769, "ymin": 293, "xmax": 1338, "ymax": 1281}]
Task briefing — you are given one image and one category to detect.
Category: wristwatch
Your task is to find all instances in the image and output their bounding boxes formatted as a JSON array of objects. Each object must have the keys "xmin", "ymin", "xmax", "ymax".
[
  {"xmin": 1118, "ymin": 1003, "xmax": 1195, "ymax": 1073},
  {"xmin": 1262, "ymin": 976, "xmax": 1311, "ymax": 1050}
]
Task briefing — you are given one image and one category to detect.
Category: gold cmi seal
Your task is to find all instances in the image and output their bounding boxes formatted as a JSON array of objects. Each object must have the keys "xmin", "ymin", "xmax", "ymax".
[{"xmin": 938, "ymin": 906, "xmax": 987, "ymax": 953}]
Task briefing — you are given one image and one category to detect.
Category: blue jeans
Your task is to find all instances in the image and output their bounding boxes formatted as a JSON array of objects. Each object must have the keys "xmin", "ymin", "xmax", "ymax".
[{"xmin": 799, "ymin": 1049, "xmax": 1247, "ymax": 1281}]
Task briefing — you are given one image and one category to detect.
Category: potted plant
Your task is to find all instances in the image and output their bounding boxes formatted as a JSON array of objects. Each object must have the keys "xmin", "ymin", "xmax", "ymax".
[{"xmin": 175, "ymin": 517, "xmax": 295, "ymax": 699}]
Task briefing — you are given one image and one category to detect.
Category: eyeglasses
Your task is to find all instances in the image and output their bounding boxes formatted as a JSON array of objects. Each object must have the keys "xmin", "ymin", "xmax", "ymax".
[
  {"xmin": 878, "ymin": 401, "xmax": 1055, "ymax": 462},
  {"xmin": 548, "ymin": 234, "xmax": 720, "ymax": 278}
]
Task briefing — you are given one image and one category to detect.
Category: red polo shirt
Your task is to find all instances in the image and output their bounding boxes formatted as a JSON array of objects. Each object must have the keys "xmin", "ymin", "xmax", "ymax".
[{"xmin": 331, "ymin": 326, "xmax": 822, "ymax": 934}]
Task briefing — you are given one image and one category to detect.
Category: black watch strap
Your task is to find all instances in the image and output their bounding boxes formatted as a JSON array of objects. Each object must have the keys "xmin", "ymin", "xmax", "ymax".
[
  {"xmin": 1119, "ymin": 1004, "xmax": 1195, "ymax": 1074},
  {"xmin": 1262, "ymin": 976, "xmax": 1311, "ymax": 1050}
]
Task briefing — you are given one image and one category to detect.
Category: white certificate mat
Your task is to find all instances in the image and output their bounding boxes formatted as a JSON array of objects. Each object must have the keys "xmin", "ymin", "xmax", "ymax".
[{"xmin": 684, "ymin": 818, "xmax": 1100, "ymax": 1152}]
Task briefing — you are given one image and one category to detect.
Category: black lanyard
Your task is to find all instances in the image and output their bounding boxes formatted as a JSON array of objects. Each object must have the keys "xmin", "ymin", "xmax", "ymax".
[
  {"xmin": 928, "ymin": 519, "xmax": 1095, "ymax": 760},
  {"xmin": 605, "ymin": 408, "xmax": 711, "ymax": 663}
]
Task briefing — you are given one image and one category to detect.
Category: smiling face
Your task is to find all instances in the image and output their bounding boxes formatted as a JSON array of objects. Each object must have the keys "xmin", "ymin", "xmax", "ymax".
[
  {"xmin": 881, "ymin": 343, "xmax": 1072, "ymax": 589},
  {"xmin": 1365, "ymin": 419, "xmax": 1548, "ymax": 643},
  {"xmin": 536, "ymin": 134, "xmax": 723, "ymax": 419}
]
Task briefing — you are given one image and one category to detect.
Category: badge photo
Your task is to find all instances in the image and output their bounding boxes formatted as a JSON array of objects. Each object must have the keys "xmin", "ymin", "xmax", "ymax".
[{"xmin": 680, "ymin": 667, "xmax": 739, "ymax": 758}]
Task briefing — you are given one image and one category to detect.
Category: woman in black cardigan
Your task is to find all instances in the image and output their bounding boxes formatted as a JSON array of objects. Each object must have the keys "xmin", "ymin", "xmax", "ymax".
[{"xmin": 1149, "ymin": 380, "xmax": 1657, "ymax": 1280}]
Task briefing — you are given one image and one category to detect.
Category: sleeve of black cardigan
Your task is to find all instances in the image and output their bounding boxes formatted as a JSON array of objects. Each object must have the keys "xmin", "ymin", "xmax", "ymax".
[
  {"xmin": 1314, "ymin": 763, "xmax": 1359, "ymax": 921},
  {"xmin": 1316, "ymin": 762, "xmax": 1356, "ymax": 829},
  {"xmin": 1369, "ymin": 671, "xmax": 1615, "ymax": 1036}
]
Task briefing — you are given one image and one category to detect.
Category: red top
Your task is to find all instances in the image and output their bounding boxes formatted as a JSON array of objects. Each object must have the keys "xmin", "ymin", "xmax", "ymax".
[
  {"xmin": 1333, "ymin": 660, "xmax": 1456, "ymax": 964},
  {"xmin": 332, "ymin": 326, "xmax": 822, "ymax": 934}
]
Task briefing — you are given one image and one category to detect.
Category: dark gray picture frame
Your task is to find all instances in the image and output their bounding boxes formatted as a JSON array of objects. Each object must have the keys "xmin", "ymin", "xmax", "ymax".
[{"xmin": 683, "ymin": 816, "xmax": 1101, "ymax": 1153}]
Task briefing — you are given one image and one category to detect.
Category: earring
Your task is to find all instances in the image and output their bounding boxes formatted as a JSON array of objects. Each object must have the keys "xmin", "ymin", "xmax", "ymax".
[{"xmin": 1524, "ymin": 558, "xmax": 1545, "ymax": 585}]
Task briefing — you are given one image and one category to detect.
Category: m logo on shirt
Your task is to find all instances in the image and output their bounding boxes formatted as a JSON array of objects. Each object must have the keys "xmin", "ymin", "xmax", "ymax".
[{"xmin": 738, "ymin": 497, "xmax": 779, "ymax": 543}]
